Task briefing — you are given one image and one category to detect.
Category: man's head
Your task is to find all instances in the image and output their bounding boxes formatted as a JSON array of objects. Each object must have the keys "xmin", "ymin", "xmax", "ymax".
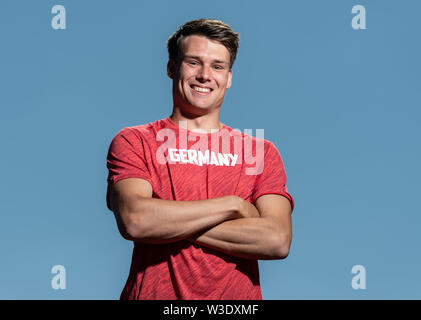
[
  {"xmin": 166, "ymin": 19, "xmax": 240, "ymax": 115},
  {"xmin": 167, "ymin": 19, "xmax": 240, "ymax": 70}
]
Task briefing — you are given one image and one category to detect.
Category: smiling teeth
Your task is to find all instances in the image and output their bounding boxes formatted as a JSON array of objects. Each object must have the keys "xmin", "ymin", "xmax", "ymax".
[{"xmin": 193, "ymin": 86, "xmax": 211, "ymax": 93}]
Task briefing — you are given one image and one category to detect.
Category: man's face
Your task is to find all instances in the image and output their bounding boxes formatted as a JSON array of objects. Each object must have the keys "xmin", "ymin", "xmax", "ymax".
[{"xmin": 168, "ymin": 35, "xmax": 232, "ymax": 114}]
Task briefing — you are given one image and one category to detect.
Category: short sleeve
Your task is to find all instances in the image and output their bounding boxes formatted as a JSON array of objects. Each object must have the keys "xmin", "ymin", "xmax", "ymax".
[
  {"xmin": 106, "ymin": 127, "xmax": 152, "ymax": 211},
  {"xmin": 251, "ymin": 142, "xmax": 294, "ymax": 212}
]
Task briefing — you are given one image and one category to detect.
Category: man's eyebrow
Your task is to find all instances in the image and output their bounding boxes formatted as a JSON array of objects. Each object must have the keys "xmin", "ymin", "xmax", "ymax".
[{"xmin": 183, "ymin": 55, "xmax": 229, "ymax": 65}]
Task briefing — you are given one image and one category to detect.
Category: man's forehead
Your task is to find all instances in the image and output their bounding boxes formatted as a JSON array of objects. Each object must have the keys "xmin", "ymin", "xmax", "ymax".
[{"xmin": 179, "ymin": 35, "xmax": 230, "ymax": 62}]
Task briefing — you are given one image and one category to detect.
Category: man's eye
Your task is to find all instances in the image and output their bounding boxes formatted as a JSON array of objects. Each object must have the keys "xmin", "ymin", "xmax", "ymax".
[
  {"xmin": 188, "ymin": 61, "xmax": 198, "ymax": 65},
  {"xmin": 213, "ymin": 65, "xmax": 223, "ymax": 70}
]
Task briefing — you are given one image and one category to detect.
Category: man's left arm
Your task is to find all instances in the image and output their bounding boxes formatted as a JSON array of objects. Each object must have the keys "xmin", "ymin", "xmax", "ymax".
[{"xmin": 188, "ymin": 194, "xmax": 292, "ymax": 260}]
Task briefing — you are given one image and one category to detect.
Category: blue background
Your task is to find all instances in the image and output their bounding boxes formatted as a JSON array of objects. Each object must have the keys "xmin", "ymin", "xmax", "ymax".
[{"xmin": 0, "ymin": 0, "xmax": 420, "ymax": 299}]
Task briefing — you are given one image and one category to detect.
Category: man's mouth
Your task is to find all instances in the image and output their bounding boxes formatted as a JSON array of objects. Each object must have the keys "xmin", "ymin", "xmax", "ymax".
[{"xmin": 191, "ymin": 85, "xmax": 212, "ymax": 93}]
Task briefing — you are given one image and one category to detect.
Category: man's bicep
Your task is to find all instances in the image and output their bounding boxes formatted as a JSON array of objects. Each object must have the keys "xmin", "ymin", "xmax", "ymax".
[
  {"xmin": 109, "ymin": 178, "xmax": 153, "ymax": 240},
  {"xmin": 255, "ymin": 194, "xmax": 292, "ymax": 233},
  {"xmin": 110, "ymin": 178, "xmax": 153, "ymax": 213}
]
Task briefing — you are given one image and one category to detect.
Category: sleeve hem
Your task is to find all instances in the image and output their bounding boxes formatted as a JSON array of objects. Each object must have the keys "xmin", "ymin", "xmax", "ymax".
[
  {"xmin": 106, "ymin": 174, "xmax": 153, "ymax": 211},
  {"xmin": 252, "ymin": 191, "xmax": 294, "ymax": 213}
]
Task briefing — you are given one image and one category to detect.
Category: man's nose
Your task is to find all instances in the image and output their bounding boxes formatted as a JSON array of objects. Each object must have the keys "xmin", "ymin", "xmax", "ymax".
[{"xmin": 197, "ymin": 65, "xmax": 211, "ymax": 82}]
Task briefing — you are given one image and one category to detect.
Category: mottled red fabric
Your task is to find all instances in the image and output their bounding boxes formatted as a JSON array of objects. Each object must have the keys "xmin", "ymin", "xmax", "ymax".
[{"xmin": 106, "ymin": 117, "xmax": 294, "ymax": 300}]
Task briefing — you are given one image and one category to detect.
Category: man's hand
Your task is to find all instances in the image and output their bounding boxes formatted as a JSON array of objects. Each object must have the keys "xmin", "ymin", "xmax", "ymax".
[
  {"xmin": 188, "ymin": 194, "xmax": 292, "ymax": 260},
  {"xmin": 110, "ymin": 179, "xmax": 250, "ymax": 244},
  {"xmin": 221, "ymin": 195, "xmax": 260, "ymax": 219},
  {"xmin": 238, "ymin": 197, "xmax": 261, "ymax": 218}
]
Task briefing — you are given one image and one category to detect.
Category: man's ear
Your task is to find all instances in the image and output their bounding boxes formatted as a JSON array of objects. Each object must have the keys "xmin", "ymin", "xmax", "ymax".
[
  {"xmin": 167, "ymin": 59, "xmax": 176, "ymax": 79},
  {"xmin": 226, "ymin": 69, "xmax": 233, "ymax": 89}
]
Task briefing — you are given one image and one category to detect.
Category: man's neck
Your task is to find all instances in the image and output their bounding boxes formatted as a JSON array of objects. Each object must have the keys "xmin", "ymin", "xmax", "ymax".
[{"xmin": 169, "ymin": 109, "xmax": 223, "ymax": 133}]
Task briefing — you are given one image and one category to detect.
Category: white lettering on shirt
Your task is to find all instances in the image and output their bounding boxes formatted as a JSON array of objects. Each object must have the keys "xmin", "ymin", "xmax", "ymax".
[{"xmin": 167, "ymin": 149, "xmax": 238, "ymax": 167}]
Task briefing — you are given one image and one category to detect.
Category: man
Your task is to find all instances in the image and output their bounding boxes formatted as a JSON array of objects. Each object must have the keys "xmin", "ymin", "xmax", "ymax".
[{"xmin": 106, "ymin": 19, "xmax": 294, "ymax": 300}]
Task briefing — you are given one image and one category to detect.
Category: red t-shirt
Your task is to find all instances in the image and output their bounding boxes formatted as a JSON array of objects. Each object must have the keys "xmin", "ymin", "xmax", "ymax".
[{"xmin": 106, "ymin": 117, "xmax": 294, "ymax": 300}]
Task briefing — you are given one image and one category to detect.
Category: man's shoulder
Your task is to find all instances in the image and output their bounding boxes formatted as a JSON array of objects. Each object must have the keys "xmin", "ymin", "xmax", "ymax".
[
  {"xmin": 224, "ymin": 124, "xmax": 275, "ymax": 150},
  {"xmin": 113, "ymin": 118, "xmax": 165, "ymax": 140}
]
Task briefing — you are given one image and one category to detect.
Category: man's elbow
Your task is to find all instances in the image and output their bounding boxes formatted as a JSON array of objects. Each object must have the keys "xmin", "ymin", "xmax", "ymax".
[
  {"xmin": 123, "ymin": 213, "xmax": 151, "ymax": 241},
  {"xmin": 116, "ymin": 216, "xmax": 136, "ymax": 241},
  {"xmin": 275, "ymin": 244, "xmax": 290, "ymax": 260},
  {"xmin": 114, "ymin": 210, "xmax": 147, "ymax": 241},
  {"xmin": 272, "ymin": 233, "xmax": 291, "ymax": 259}
]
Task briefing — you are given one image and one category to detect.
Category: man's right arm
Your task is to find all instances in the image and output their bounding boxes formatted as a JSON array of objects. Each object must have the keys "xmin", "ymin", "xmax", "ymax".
[{"xmin": 109, "ymin": 178, "xmax": 258, "ymax": 244}]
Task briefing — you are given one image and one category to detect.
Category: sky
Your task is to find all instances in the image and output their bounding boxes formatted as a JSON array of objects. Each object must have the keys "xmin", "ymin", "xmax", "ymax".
[{"xmin": 0, "ymin": 0, "xmax": 420, "ymax": 299}]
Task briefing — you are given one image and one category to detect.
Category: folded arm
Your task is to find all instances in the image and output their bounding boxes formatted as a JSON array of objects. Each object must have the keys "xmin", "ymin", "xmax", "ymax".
[
  {"xmin": 109, "ymin": 178, "xmax": 258, "ymax": 244},
  {"xmin": 188, "ymin": 194, "xmax": 293, "ymax": 260},
  {"xmin": 109, "ymin": 178, "xmax": 292, "ymax": 260}
]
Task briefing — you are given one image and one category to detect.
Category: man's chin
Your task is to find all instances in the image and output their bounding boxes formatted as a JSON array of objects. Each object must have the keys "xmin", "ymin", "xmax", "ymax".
[
  {"xmin": 185, "ymin": 101, "xmax": 214, "ymax": 112},
  {"xmin": 175, "ymin": 98, "xmax": 219, "ymax": 115}
]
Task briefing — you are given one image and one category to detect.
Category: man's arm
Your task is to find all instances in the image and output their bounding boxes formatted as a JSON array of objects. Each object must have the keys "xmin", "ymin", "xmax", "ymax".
[
  {"xmin": 109, "ymin": 178, "xmax": 259, "ymax": 244},
  {"xmin": 188, "ymin": 194, "xmax": 292, "ymax": 260}
]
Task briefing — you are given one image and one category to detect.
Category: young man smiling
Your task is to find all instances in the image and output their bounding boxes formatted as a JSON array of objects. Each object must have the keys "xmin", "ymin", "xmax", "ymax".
[{"xmin": 106, "ymin": 19, "xmax": 294, "ymax": 300}]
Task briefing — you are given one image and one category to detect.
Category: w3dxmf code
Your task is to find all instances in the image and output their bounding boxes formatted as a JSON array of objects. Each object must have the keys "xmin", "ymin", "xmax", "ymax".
[{"xmin": 163, "ymin": 304, "xmax": 259, "ymax": 317}]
